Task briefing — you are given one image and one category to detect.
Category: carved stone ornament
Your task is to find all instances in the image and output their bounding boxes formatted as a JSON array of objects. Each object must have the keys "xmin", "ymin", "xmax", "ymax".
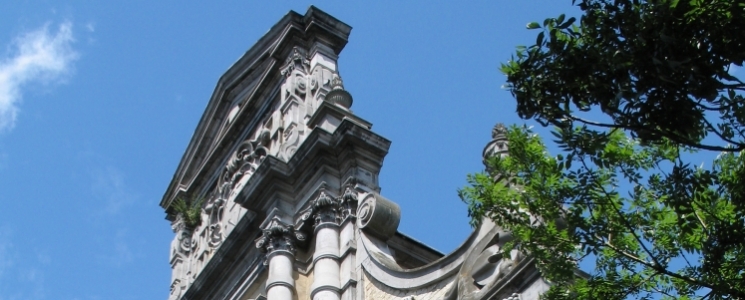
[
  {"xmin": 316, "ymin": 190, "xmax": 343, "ymax": 225},
  {"xmin": 255, "ymin": 217, "xmax": 307, "ymax": 255},
  {"xmin": 204, "ymin": 193, "xmax": 226, "ymax": 248},
  {"xmin": 177, "ymin": 226, "xmax": 196, "ymax": 254},
  {"xmin": 492, "ymin": 123, "xmax": 507, "ymax": 140},
  {"xmin": 296, "ymin": 188, "xmax": 345, "ymax": 229},
  {"xmin": 219, "ymin": 129, "xmax": 270, "ymax": 198},
  {"xmin": 357, "ymin": 193, "xmax": 400, "ymax": 241},
  {"xmin": 472, "ymin": 245, "xmax": 523, "ymax": 288},
  {"xmin": 339, "ymin": 185, "xmax": 359, "ymax": 220},
  {"xmin": 324, "ymin": 74, "xmax": 353, "ymax": 109},
  {"xmin": 280, "ymin": 47, "xmax": 311, "ymax": 78},
  {"xmin": 443, "ymin": 229, "xmax": 525, "ymax": 300},
  {"xmin": 483, "ymin": 123, "xmax": 509, "ymax": 163},
  {"xmin": 503, "ymin": 293, "xmax": 521, "ymax": 300}
]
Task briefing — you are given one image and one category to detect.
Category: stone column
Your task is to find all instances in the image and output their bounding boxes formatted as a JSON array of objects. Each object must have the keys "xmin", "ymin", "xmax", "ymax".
[
  {"xmin": 255, "ymin": 217, "xmax": 305, "ymax": 300},
  {"xmin": 310, "ymin": 191, "xmax": 342, "ymax": 300}
]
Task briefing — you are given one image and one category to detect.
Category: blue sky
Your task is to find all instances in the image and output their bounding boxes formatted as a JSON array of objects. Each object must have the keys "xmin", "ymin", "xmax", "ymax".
[{"xmin": 0, "ymin": 2, "xmax": 577, "ymax": 299}]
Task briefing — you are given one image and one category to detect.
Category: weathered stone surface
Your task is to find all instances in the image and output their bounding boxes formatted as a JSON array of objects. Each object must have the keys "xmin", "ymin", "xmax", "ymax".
[
  {"xmin": 239, "ymin": 271, "xmax": 267, "ymax": 300},
  {"xmin": 160, "ymin": 6, "xmax": 556, "ymax": 300},
  {"xmin": 295, "ymin": 271, "xmax": 313, "ymax": 300},
  {"xmin": 364, "ymin": 272, "xmax": 454, "ymax": 300}
]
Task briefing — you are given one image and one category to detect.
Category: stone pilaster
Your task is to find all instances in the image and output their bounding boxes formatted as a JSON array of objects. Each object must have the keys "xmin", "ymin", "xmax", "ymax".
[
  {"xmin": 310, "ymin": 190, "xmax": 342, "ymax": 300},
  {"xmin": 255, "ymin": 217, "xmax": 306, "ymax": 300},
  {"xmin": 338, "ymin": 185, "xmax": 359, "ymax": 300}
]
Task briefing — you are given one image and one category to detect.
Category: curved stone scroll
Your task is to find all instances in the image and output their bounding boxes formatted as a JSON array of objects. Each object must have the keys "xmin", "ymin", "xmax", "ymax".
[
  {"xmin": 204, "ymin": 195, "xmax": 226, "ymax": 248},
  {"xmin": 358, "ymin": 219, "xmax": 485, "ymax": 290},
  {"xmin": 207, "ymin": 129, "xmax": 270, "ymax": 247},
  {"xmin": 359, "ymin": 216, "xmax": 527, "ymax": 295},
  {"xmin": 217, "ymin": 129, "xmax": 270, "ymax": 199},
  {"xmin": 442, "ymin": 228, "xmax": 525, "ymax": 300},
  {"xmin": 357, "ymin": 193, "xmax": 400, "ymax": 241},
  {"xmin": 222, "ymin": 129, "xmax": 270, "ymax": 191}
]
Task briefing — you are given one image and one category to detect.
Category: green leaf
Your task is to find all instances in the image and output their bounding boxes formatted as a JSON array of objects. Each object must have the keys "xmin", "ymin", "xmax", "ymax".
[
  {"xmin": 471, "ymin": 1, "xmax": 745, "ymax": 299},
  {"xmin": 526, "ymin": 22, "xmax": 541, "ymax": 29},
  {"xmin": 557, "ymin": 14, "xmax": 566, "ymax": 25},
  {"xmin": 558, "ymin": 17, "xmax": 576, "ymax": 29},
  {"xmin": 536, "ymin": 31, "xmax": 545, "ymax": 46}
]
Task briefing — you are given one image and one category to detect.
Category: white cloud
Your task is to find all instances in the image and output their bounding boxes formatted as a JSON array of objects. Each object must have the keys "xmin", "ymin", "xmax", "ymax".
[
  {"xmin": 0, "ymin": 21, "xmax": 78, "ymax": 132},
  {"xmin": 90, "ymin": 166, "xmax": 135, "ymax": 215}
]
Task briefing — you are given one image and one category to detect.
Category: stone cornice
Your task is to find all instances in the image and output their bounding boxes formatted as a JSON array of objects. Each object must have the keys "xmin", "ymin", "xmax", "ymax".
[
  {"xmin": 234, "ymin": 118, "xmax": 390, "ymax": 211},
  {"xmin": 160, "ymin": 6, "xmax": 353, "ymax": 212}
]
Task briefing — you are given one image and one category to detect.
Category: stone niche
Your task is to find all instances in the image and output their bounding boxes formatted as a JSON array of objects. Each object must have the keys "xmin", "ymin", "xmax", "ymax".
[{"xmin": 159, "ymin": 6, "xmax": 552, "ymax": 300}]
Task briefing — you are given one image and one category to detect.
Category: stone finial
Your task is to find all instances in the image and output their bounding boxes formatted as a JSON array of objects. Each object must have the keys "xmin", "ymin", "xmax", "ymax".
[
  {"xmin": 330, "ymin": 74, "xmax": 344, "ymax": 90},
  {"xmin": 483, "ymin": 123, "xmax": 509, "ymax": 164},
  {"xmin": 492, "ymin": 123, "xmax": 507, "ymax": 140},
  {"xmin": 324, "ymin": 73, "xmax": 353, "ymax": 109}
]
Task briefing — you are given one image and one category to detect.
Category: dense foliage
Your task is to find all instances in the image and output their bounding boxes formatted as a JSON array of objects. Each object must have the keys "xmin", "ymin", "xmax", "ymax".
[
  {"xmin": 460, "ymin": 0, "xmax": 745, "ymax": 299},
  {"xmin": 172, "ymin": 196, "xmax": 203, "ymax": 229}
]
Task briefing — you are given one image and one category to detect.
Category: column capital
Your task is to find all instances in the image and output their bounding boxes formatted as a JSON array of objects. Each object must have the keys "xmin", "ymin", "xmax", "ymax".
[
  {"xmin": 255, "ymin": 217, "xmax": 307, "ymax": 255},
  {"xmin": 296, "ymin": 188, "xmax": 344, "ymax": 231},
  {"xmin": 312, "ymin": 190, "xmax": 342, "ymax": 227}
]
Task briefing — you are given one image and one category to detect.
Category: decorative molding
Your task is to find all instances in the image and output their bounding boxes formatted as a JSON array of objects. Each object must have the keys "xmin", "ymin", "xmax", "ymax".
[
  {"xmin": 280, "ymin": 47, "xmax": 310, "ymax": 78},
  {"xmin": 503, "ymin": 293, "xmax": 521, "ymax": 300},
  {"xmin": 357, "ymin": 193, "xmax": 400, "ymax": 241},
  {"xmin": 160, "ymin": 6, "xmax": 558, "ymax": 299},
  {"xmin": 177, "ymin": 226, "xmax": 196, "ymax": 254},
  {"xmin": 312, "ymin": 189, "xmax": 341, "ymax": 226},
  {"xmin": 324, "ymin": 74, "xmax": 353, "ymax": 109},
  {"xmin": 340, "ymin": 180, "xmax": 359, "ymax": 221},
  {"xmin": 204, "ymin": 194, "xmax": 226, "ymax": 248},
  {"xmin": 220, "ymin": 130, "xmax": 271, "ymax": 200},
  {"xmin": 296, "ymin": 184, "xmax": 361, "ymax": 231},
  {"xmin": 255, "ymin": 217, "xmax": 307, "ymax": 256}
]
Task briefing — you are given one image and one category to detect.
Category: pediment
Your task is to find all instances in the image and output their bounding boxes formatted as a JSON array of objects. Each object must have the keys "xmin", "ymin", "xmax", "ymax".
[{"xmin": 160, "ymin": 6, "xmax": 352, "ymax": 213}]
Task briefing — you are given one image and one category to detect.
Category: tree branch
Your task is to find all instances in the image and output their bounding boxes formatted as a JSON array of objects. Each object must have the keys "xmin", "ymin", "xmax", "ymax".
[{"xmin": 564, "ymin": 114, "xmax": 745, "ymax": 152}]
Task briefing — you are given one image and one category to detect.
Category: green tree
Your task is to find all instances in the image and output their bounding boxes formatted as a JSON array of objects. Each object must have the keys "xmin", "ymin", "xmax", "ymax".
[{"xmin": 460, "ymin": 0, "xmax": 745, "ymax": 299}]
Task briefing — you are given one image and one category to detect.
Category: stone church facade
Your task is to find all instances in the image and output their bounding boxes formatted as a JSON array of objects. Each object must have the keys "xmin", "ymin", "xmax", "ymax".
[{"xmin": 159, "ymin": 6, "xmax": 550, "ymax": 300}]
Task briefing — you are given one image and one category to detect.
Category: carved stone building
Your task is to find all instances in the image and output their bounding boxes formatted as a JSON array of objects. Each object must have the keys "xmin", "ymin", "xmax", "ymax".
[{"xmin": 160, "ymin": 6, "xmax": 550, "ymax": 300}]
